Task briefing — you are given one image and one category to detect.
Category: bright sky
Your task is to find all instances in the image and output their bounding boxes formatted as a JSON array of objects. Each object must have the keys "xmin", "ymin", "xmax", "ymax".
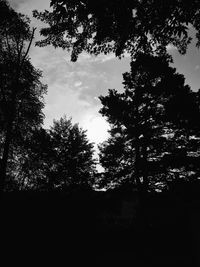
[{"xmin": 8, "ymin": 0, "xmax": 200, "ymax": 167}]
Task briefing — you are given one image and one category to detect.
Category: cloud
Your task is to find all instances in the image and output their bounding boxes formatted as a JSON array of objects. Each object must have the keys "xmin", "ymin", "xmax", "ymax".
[
  {"xmin": 74, "ymin": 81, "xmax": 82, "ymax": 87},
  {"xmin": 166, "ymin": 44, "xmax": 178, "ymax": 52},
  {"xmin": 8, "ymin": 0, "xmax": 26, "ymax": 9},
  {"xmin": 65, "ymin": 51, "xmax": 130, "ymax": 65},
  {"xmin": 43, "ymin": 83, "xmax": 92, "ymax": 128},
  {"xmin": 9, "ymin": 0, "xmax": 50, "ymax": 14}
]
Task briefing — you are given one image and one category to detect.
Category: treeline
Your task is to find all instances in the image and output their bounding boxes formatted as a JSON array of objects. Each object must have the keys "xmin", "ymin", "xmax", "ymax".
[{"xmin": 1, "ymin": 0, "xmax": 200, "ymax": 194}]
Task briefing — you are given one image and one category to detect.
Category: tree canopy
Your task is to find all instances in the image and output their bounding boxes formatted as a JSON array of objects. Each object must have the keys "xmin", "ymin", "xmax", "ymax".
[
  {"xmin": 7, "ymin": 116, "xmax": 96, "ymax": 191},
  {"xmin": 34, "ymin": 0, "xmax": 200, "ymax": 61}
]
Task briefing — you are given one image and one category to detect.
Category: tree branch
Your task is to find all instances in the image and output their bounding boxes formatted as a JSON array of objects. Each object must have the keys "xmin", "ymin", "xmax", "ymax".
[
  {"xmin": 5, "ymin": 31, "xmax": 12, "ymax": 58},
  {"xmin": 21, "ymin": 27, "xmax": 37, "ymax": 67}
]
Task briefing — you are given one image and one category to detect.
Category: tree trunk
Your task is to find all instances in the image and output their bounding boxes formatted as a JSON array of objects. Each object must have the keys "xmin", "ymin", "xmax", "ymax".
[
  {"xmin": 134, "ymin": 88, "xmax": 142, "ymax": 189},
  {"xmin": 0, "ymin": 78, "xmax": 18, "ymax": 193},
  {"xmin": 0, "ymin": 105, "xmax": 15, "ymax": 192},
  {"xmin": 141, "ymin": 99, "xmax": 149, "ymax": 193},
  {"xmin": 134, "ymin": 136, "xmax": 141, "ymax": 188},
  {"xmin": 141, "ymin": 144, "xmax": 148, "ymax": 191}
]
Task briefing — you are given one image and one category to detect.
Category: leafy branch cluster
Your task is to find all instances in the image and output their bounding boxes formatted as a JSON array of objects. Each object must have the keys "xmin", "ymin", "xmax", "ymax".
[{"xmin": 33, "ymin": 0, "xmax": 200, "ymax": 60}]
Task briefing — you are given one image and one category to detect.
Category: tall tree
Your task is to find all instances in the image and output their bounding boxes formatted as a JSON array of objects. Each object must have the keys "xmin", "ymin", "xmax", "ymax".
[
  {"xmin": 99, "ymin": 53, "xmax": 200, "ymax": 191},
  {"xmin": 0, "ymin": 0, "xmax": 46, "ymax": 190},
  {"xmin": 33, "ymin": 0, "xmax": 200, "ymax": 61}
]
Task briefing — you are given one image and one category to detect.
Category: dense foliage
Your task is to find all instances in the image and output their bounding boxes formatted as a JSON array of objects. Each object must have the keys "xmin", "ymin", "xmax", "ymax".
[
  {"xmin": 9, "ymin": 116, "xmax": 96, "ymax": 190},
  {"xmin": 34, "ymin": 0, "xmax": 200, "ymax": 61},
  {"xmin": 99, "ymin": 53, "xmax": 200, "ymax": 190},
  {"xmin": 49, "ymin": 116, "xmax": 96, "ymax": 188},
  {"xmin": 0, "ymin": 0, "xmax": 48, "ymax": 189}
]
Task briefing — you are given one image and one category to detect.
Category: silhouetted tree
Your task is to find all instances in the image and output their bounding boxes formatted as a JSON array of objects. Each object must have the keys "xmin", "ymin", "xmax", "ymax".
[
  {"xmin": 7, "ymin": 116, "xmax": 96, "ymax": 191},
  {"xmin": 0, "ymin": 0, "xmax": 47, "ymax": 190},
  {"xmin": 47, "ymin": 116, "xmax": 96, "ymax": 189},
  {"xmin": 99, "ymin": 53, "xmax": 200, "ymax": 191},
  {"xmin": 33, "ymin": 0, "xmax": 200, "ymax": 61}
]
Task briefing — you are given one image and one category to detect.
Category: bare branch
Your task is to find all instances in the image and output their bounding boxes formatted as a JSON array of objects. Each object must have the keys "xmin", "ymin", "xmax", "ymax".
[
  {"xmin": 17, "ymin": 39, "xmax": 24, "ymax": 66},
  {"xmin": 21, "ymin": 27, "xmax": 37, "ymax": 67}
]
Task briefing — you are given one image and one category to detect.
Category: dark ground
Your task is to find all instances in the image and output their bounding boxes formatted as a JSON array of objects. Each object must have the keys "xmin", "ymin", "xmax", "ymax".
[{"xmin": 0, "ymin": 182, "xmax": 200, "ymax": 266}]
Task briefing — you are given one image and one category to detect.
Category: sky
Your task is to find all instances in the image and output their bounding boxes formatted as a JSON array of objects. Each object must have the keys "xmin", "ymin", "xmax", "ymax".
[{"xmin": 8, "ymin": 0, "xmax": 200, "ymax": 166}]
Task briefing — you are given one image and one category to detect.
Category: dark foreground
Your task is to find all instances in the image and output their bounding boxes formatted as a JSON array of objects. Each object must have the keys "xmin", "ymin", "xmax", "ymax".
[{"xmin": 1, "ymin": 181, "xmax": 200, "ymax": 266}]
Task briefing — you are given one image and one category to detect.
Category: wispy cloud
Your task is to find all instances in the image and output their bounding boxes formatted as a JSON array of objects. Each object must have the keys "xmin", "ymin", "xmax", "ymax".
[{"xmin": 64, "ymin": 51, "xmax": 130, "ymax": 64}]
